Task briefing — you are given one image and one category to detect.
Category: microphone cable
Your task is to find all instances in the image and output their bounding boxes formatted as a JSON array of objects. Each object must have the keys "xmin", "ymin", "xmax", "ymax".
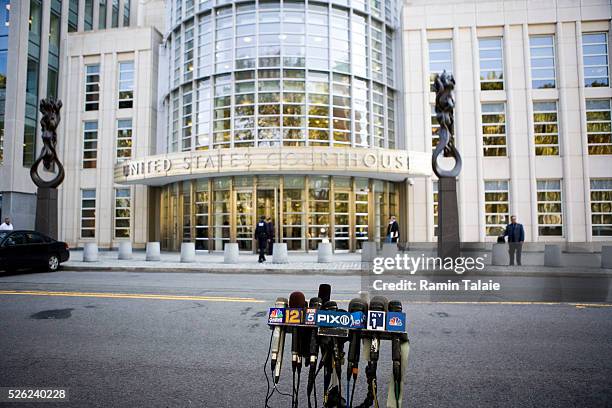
[{"xmin": 264, "ymin": 328, "xmax": 293, "ymax": 408}]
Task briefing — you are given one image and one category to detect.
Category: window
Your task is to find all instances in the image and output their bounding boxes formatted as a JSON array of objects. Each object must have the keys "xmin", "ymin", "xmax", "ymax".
[
  {"xmin": 481, "ymin": 103, "xmax": 506, "ymax": 156},
  {"xmin": 118, "ymin": 61, "xmax": 134, "ymax": 109},
  {"xmin": 183, "ymin": 20, "xmax": 194, "ymax": 81},
  {"xmin": 99, "ymin": 0, "xmax": 107, "ymax": 29},
  {"xmin": 85, "ymin": 64, "xmax": 100, "ymax": 111},
  {"xmin": 583, "ymin": 33, "xmax": 609, "ymax": 87},
  {"xmin": 533, "ymin": 101, "xmax": 559, "ymax": 155},
  {"xmin": 431, "ymin": 105, "xmax": 439, "ymax": 150},
  {"xmin": 111, "ymin": 0, "xmax": 119, "ymax": 28},
  {"xmin": 585, "ymin": 99, "xmax": 612, "ymax": 155},
  {"xmin": 116, "ymin": 119, "xmax": 132, "ymax": 162},
  {"xmin": 537, "ymin": 180, "xmax": 563, "ymax": 236},
  {"xmin": 530, "ymin": 35, "xmax": 555, "ymax": 89},
  {"xmin": 84, "ymin": 0, "xmax": 94, "ymax": 31},
  {"xmin": 429, "ymin": 39, "xmax": 452, "ymax": 91},
  {"xmin": 83, "ymin": 121, "xmax": 98, "ymax": 168},
  {"xmin": 484, "ymin": 180, "xmax": 509, "ymax": 236},
  {"xmin": 68, "ymin": 0, "xmax": 78, "ymax": 32},
  {"xmin": 114, "ymin": 188, "xmax": 131, "ymax": 238},
  {"xmin": 182, "ymin": 84, "xmax": 193, "ymax": 151},
  {"xmin": 81, "ymin": 190, "xmax": 96, "ymax": 238},
  {"xmin": 433, "ymin": 180, "xmax": 438, "ymax": 237},
  {"xmin": 591, "ymin": 179, "xmax": 612, "ymax": 236},
  {"xmin": 123, "ymin": 0, "xmax": 130, "ymax": 26},
  {"xmin": 479, "ymin": 37, "xmax": 504, "ymax": 90}
]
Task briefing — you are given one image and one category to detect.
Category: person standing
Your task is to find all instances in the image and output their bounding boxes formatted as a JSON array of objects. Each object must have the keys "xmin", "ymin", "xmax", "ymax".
[
  {"xmin": 386, "ymin": 216, "xmax": 400, "ymax": 243},
  {"xmin": 255, "ymin": 216, "xmax": 268, "ymax": 263},
  {"xmin": 503, "ymin": 215, "xmax": 525, "ymax": 266},
  {"xmin": 0, "ymin": 217, "xmax": 13, "ymax": 231},
  {"xmin": 265, "ymin": 217, "xmax": 275, "ymax": 255}
]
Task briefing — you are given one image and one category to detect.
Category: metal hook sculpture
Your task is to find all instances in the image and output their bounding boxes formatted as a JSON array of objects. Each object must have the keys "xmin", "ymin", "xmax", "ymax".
[
  {"xmin": 432, "ymin": 71, "xmax": 462, "ymax": 178},
  {"xmin": 30, "ymin": 98, "xmax": 65, "ymax": 188}
]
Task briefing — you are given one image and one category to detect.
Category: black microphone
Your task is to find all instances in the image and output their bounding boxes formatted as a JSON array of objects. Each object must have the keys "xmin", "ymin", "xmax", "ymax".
[
  {"xmin": 318, "ymin": 283, "xmax": 331, "ymax": 304},
  {"xmin": 289, "ymin": 291, "xmax": 307, "ymax": 370},
  {"xmin": 346, "ymin": 298, "xmax": 368, "ymax": 380},
  {"xmin": 305, "ymin": 297, "xmax": 322, "ymax": 403},
  {"xmin": 368, "ymin": 296, "xmax": 388, "ymax": 364},
  {"xmin": 271, "ymin": 297, "xmax": 288, "ymax": 384},
  {"xmin": 388, "ymin": 300, "xmax": 403, "ymax": 403}
]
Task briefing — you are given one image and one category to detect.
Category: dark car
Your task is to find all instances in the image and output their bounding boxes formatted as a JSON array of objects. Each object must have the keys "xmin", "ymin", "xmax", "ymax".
[{"xmin": 0, "ymin": 230, "xmax": 70, "ymax": 272}]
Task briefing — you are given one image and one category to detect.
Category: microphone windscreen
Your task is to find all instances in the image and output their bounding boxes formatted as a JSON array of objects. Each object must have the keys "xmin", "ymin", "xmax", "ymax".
[
  {"xmin": 317, "ymin": 284, "xmax": 332, "ymax": 304},
  {"xmin": 370, "ymin": 295, "xmax": 389, "ymax": 312},
  {"xmin": 275, "ymin": 297, "xmax": 288, "ymax": 307},
  {"xmin": 322, "ymin": 300, "xmax": 337, "ymax": 310},
  {"xmin": 388, "ymin": 300, "xmax": 402, "ymax": 312},
  {"xmin": 348, "ymin": 298, "xmax": 368, "ymax": 313},
  {"xmin": 289, "ymin": 291, "xmax": 306, "ymax": 308},
  {"xmin": 309, "ymin": 297, "xmax": 322, "ymax": 308}
]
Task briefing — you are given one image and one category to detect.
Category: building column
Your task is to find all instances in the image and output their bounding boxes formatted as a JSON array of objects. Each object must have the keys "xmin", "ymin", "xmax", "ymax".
[{"xmin": 470, "ymin": 26, "xmax": 485, "ymax": 242}]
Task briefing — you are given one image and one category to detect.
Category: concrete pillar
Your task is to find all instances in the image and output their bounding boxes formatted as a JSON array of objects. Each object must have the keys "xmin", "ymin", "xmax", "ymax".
[
  {"xmin": 601, "ymin": 246, "xmax": 612, "ymax": 269},
  {"xmin": 361, "ymin": 242, "xmax": 378, "ymax": 262},
  {"xmin": 544, "ymin": 244, "xmax": 562, "ymax": 267},
  {"xmin": 180, "ymin": 242, "xmax": 196, "ymax": 263},
  {"xmin": 146, "ymin": 242, "xmax": 161, "ymax": 261},
  {"xmin": 491, "ymin": 243, "xmax": 508, "ymax": 266},
  {"xmin": 317, "ymin": 242, "xmax": 333, "ymax": 263},
  {"xmin": 118, "ymin": 241, "xmax": 132, "ymax": 260},
  {"xmin": 224, "ymin": 243, "xmax": 239, "ymax": 264},
  {"xmin": 272, "ymin": 243, "xmax": 288, "ymax": 264},
  {"xmin": 83, "ymin": 243, "xmax": 98, "ymax": 262},
  {"xmin": 382, "ymin": 243, "xmax": 398, "ymax": 258}
]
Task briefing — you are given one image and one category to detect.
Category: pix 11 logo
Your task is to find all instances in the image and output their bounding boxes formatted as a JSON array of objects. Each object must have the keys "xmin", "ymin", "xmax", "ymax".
[{"xmin": 317, "ymin": 310, "xmax": 365, "ymax": 329}]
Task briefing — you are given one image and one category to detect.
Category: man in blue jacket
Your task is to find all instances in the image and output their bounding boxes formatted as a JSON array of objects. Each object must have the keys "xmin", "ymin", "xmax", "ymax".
[{"xmin": 503, "ymin": 215, "xmax": 525, "ymax": 266}]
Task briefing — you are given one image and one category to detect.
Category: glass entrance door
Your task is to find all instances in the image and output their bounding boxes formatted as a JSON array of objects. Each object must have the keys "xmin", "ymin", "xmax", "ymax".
[
  {"xmin": 256, "ymin": 189, "xmax": 278, "ymax": 247},
  {"xmin": 236, "ymin": 191, "xmax": 254, "ymax": 251}
]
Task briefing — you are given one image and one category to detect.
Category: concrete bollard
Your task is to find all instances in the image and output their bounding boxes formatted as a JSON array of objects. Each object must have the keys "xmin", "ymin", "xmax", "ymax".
[
  {"xmin": 224, "ymin": 243, "xmax": 240, "ymax": 264},
  {"xmin": 83, "ymin": 242, "xmax": 98, "ymax": 262},
  {"xmin": 272, "ymin": 243, "xmax": 289, "ymax": 264},
  {"xmin": 544, "ymin": 244, "xmax": 562, "ymax": 267},
  {"xmin": 360, "ymin": 242, "xmax": 378, "ymax": 262},
  {"xmin": 491, "ymin": 243, "xmax": 508, "ymax": 266},
  {"xmin": 601, "ymin": 246, "xmax": 612, "ymax": 269},
  {"xmin": 118, "ymin": 241, "xmax": 132, "ymax": 260},
  {"xmin": 317, "ymin": 242, "xmax": 333, "ymax": 263},
  {"xmin": 382, "ymin": 243, "xmax": 398, "ymax": 258},
  {"xmin": 146, "ymin": 242, "xmax": 161, "ymax": 261},
  {"xmin": 180, "ymin": 242, "xmax": 196, "ymax": 263}
]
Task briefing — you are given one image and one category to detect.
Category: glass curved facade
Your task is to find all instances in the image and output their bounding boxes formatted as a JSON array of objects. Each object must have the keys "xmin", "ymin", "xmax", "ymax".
[
  {"xmin": 160, "ymin": 175, "xmax": 398, "ymax": 251},
  {"xmin": 164, "ymin": 0, "xmax": 400, "ymax": 151}
]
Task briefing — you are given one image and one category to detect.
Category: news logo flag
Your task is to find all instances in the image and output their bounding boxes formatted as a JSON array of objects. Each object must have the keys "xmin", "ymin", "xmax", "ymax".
[
  {"xmin": 268, "ymin": 308, "xmax": 285, "ymax": 324},
  {"xmin": 385, "ymin": 312, "xmax": 406, "ymax": 332},
  {"xmin": 316, "ymin": 310, "xmax": 365, "ymax": 329},
  {"xmin": 304, "ymin": 308, "xmax": 317, "ymax": 326},
  {"xmin": 367, "ymin": 310, "xmax": 386, "ymax": 331},
  {"xmin": 284, "ymin": 308, "xmax": 304, "ymax": 325}
]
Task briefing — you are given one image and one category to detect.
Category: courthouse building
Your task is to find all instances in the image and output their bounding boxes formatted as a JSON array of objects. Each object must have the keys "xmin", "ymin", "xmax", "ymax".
[{"xmin": 0, "ymin": 0, "xmax": 610, "ymax": 252}]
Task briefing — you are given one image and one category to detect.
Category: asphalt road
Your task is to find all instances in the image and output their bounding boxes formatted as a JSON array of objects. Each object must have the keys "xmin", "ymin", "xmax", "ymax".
[{"xmin": 0, "ymin": 271, "xmax": 611, "ymax": 408}]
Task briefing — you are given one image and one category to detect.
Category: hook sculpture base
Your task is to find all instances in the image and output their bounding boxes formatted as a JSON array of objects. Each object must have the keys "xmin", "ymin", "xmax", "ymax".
[
  {"xmin": 35, "ymin": 187, "xmax": 59, "ymax": 240},
  {"xmin": 437, "ymin": 177, "xmax": 460, "ymax": 260}
]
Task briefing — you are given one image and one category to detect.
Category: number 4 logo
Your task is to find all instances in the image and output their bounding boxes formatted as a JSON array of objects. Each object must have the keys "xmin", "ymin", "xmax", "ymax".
[{"xmin": 367, "ymin": 311, "xmax": 386, "ymax": 331}]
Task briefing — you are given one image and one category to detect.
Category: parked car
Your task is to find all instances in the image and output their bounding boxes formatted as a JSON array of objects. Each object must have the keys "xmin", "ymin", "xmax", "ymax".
[{"xmin": 0, "ymin": 230, "xmax": 70, "ymax": 272}]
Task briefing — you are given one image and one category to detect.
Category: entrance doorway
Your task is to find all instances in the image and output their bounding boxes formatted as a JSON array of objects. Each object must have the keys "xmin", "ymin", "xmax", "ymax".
[{"xmin": 256, "ymin": 189, "xmax": 278, "ymax": 251}]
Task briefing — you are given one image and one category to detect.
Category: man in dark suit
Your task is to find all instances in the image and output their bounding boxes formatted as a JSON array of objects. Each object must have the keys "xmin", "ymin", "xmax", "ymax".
[
  {"xmin": 255, "ymin": 216, "xmax": 268, "ymax": 263},
  {"xmin": 503, "ymin": 215, "xmax": 525, "ymax": 266},
  {"xmin": 386, "ymin": 215, "xmax": 400, "ymax": 243}
]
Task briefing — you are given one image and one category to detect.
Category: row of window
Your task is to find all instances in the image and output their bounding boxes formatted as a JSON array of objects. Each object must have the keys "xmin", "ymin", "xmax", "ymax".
[
  {"xmin": 85, "ymin": 61, "xmax": 134, "ymax": 111},
  {"xmin": 431, "ymin": 99, "xmax": 612, "ymax": 156},
  {"xmin": 433, "ymin": 179, "xmax": 612, "ymax": 237},
  {"xmin": 70, "ymin": 0, "xmax": 129, "ymax": 33},
  {"xmin": 81, "ymin": 188, "xmax": 131, "ymax": 238},
  {"xmin": 428, "ymin": 32, "xmax": 609, "ymax": 91},
  {"xmin": 82, "ymin": 118, "xmax": 132, "ymax": 168}
]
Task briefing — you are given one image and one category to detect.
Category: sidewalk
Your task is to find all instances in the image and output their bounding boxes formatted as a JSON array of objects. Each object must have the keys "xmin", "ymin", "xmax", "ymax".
[{"xmin": 62, "ymin": 249, "xmax": 612, "ymax": 277}]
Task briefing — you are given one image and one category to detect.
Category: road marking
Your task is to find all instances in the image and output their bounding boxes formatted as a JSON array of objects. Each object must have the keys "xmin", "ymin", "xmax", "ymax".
[{"xmin": 0, "ymin": 290, "xmax": 264, "ymax": 303}]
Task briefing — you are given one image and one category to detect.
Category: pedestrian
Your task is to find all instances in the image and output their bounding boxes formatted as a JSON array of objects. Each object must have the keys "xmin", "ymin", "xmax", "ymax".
[
  {"xmin": 386, "ymin": 216, "xmax": 399, "ymax": 243},
  {"xmin": 265, "ymin": 217, "xmax": 275, "ymax": 255},
  {"xmin": 255, "ymin": 216, "xmax": 268, "ymax": 263},
  {"xmin": 503, "ymin": 215, "xmax": 525, "ymax": 266},
  {"xmin": 0, "ymin": 217, "xmax": 13, "ymax": 231}
]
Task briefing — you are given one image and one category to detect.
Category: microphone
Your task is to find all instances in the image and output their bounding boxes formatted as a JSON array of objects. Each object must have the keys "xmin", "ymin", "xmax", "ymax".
[
  {"xmin": 289, "ymin": 291, "xmax": 307, "ymax": 370},
  {"xmin": 368, "ymin": 296, "xmax": 388, "ymax": 364},
  {"xmin": 318, "ymin": 283, "xmax": 331, "ymax": 304},
  {"xmin": 271, "ymin": 297, "xmax": 288, "ymax": 384},
  {"xmin": 305, "ymin": 297, "xmax": 322, "ymax": 404},
  {"xmin": 347, "ymin": 298, "xmax": 368, "ymax": 380},
  {"xmin": 388, "ymin": 300, "xmax": 403, "ymax": 405}
]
